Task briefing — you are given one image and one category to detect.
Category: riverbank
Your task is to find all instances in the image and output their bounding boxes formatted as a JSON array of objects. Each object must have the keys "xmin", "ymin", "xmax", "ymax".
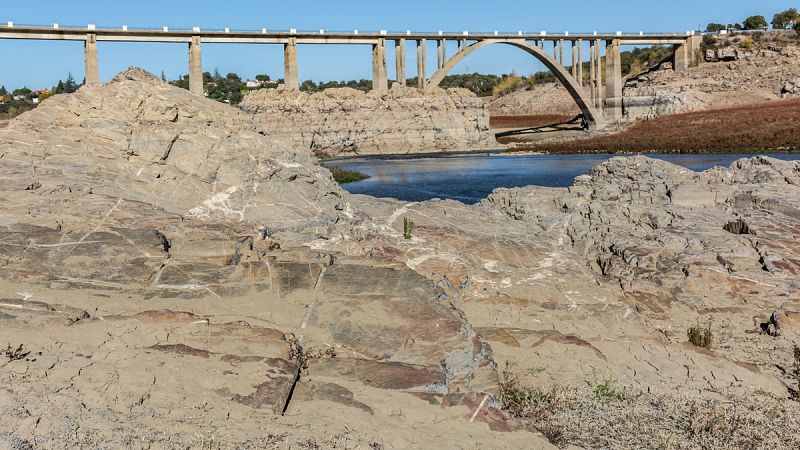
[{"xmin": 514, "ymin": 98, "xmax": 800, "ymax": 154}]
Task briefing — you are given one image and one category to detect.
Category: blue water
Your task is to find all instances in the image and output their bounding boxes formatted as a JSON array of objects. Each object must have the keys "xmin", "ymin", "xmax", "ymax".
[{"xmin": 325, "ymin": 153, "xmax": 800, "ymax": 204}]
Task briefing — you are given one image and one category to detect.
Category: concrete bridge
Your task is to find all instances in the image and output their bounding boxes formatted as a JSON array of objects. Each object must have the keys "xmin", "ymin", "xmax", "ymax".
[{"xmin": 0, "ymin": 23, "xmax": 702, "ymax": 127}]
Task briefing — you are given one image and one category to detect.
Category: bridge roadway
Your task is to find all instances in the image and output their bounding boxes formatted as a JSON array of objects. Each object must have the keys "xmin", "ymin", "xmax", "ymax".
[{"xmin": 0, "ymin": 23, "xmax": 703, "ymax": 127}]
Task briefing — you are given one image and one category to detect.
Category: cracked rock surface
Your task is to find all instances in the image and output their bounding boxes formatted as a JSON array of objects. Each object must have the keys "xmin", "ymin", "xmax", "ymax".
[
  {"xmin": 0, "ymin": 69, "xmax": 542, "ymax": 449},
  {"xmin": 1, "ymin": 69, "xmax": 800, "ymax": 449},
  {"xmin": 240, "ymin": 86, "xmax": 495, "ymax": 157}
]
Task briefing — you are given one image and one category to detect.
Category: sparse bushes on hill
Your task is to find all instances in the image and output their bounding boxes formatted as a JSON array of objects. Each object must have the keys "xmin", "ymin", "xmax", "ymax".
[{"xmin": 492, "ymin": 76, "xmax": 525, "ymax": 96}]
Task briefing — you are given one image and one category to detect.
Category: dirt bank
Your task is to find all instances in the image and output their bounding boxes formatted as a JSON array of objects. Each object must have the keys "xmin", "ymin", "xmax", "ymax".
[{"xmin": 519, "ymin": 98, "xmax": 800, "ymax": 153}]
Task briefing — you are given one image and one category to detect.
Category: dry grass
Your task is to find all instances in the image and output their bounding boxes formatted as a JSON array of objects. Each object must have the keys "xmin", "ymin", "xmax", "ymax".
[
  {"xmin": 492, "ymin": 76, "xmax": 526, "ymax": 97},
  {"xmin": 490, "ymin": 114, "xmax": 577, "ymax": 129},
  {"xmin": 500, "ymin": 364, "xmax": 800, "ymax": 449},
  {"xmin": 688, "ymin": 320, "xmax": 715, "ymax": 349},
  {"xmin": 792, "ymin": 345, "xmax": 800, "ymax": 401},
  {"xmin": 527, "ymin": 98, "xmax": 800, "ymax": 153}
]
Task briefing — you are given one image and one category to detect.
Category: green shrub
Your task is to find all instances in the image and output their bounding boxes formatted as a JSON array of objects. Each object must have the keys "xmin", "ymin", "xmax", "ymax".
[
  {"xmin": 586, "ymin": 375, "xmax": 640, "ymax": 401},
  {"xmin": 688, "ymin": 320, "xmax": 714, "ymax": 349},
  {"xmin": 403, "ymin": 217, "xmax": 414, "ymax": 240},
  {"xmin": 701, "ymin": 35, "xmax": 719, "ymax": 52},
  {"xmin": 325, "ymin": 166, "xmax": 370, "ymax": 184}
]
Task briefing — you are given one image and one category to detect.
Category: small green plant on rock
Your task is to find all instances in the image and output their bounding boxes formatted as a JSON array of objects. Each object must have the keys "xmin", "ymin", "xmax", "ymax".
[
  {"xmin": 688, "ymin": 320, "xmax": 714, "ymax": 349},
  {"xmin": 586, "ymin": 375, "xmax": 641, "ymax": 401},
  {"xmin": 403, "ymin": 217, "xmax": 414, "ymax": 240}
]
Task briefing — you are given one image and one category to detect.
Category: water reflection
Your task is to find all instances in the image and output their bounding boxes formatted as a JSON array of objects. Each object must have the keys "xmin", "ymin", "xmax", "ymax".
[{"xmin": 325, "ymin": 153, "xmax": 800, "ymax": 205}]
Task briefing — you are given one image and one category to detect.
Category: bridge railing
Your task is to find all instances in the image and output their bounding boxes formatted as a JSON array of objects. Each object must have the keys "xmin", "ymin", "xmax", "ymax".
[{"xmin": 0, "ymin": 21, "xmax": 705, "ymax": 37}]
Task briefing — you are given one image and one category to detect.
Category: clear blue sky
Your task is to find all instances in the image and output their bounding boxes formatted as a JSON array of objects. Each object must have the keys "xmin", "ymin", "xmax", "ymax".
[{"xmin": 0, "ymin": 0, "xmax": 793, "ymax": 89}]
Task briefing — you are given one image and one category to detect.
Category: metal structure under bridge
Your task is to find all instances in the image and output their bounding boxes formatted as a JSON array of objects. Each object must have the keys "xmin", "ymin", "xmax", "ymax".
[{"xmin": 0, "ymin": 22, "xmax": 704, "ymax": 128}]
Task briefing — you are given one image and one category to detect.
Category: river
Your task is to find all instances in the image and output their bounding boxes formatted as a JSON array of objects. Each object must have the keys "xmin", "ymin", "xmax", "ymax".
[{"xmin": 324, "ymin": 153, "xmax": 800, "ymax": 204}]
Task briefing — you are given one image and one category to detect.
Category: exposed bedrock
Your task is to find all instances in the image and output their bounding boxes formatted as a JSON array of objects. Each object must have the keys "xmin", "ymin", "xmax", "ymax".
[
  {"xmin": 240, "ymin": 86, "xmax": 495, "ymax": 156},
  {"xmin": 1, "ymin": 69, "xmax": 799, "ymax": 448},
  {"xmin": 0, "ymin": 69, "xmax": 529, "ymax": 448}
]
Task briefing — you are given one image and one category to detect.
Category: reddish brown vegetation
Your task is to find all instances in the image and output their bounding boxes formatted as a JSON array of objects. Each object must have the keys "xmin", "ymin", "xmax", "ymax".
[
  {"xmin": 525, "ymin": 99, "xmax": 800, "ymax": 153},
  {"xmin": 490, "ymin": 114, "xmax": 576, "ymax": 129}
]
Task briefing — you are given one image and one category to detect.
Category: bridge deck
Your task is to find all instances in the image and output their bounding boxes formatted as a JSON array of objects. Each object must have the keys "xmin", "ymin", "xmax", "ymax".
[{"xmin": 0, "ymin": 25, "xmax": 693, "ymax": 45}]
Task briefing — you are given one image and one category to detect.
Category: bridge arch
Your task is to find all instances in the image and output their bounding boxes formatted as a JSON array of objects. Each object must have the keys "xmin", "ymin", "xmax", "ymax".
[{"xmin": 427, "ymin": 39, "xmax": 603, "ymax": 127}]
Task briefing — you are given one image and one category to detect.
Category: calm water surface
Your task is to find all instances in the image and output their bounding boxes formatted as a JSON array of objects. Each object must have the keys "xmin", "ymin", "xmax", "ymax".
[{"xmin": 325, "ymin": 153, "xmax": 800, "ymax": 204}]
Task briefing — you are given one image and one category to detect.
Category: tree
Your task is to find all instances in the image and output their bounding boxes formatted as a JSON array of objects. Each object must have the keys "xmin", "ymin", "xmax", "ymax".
[
  {"xmin": 64, "ymin": 72, "xmax": 78, "ymax": 93},
  {"xmin": 742, "ymin": 15, "xmax": 768, "ymax": 30},
  {"xmin": 705, "ymin": 23, "xmax": 726, "ymax": 32},
  {"xmin": 300, "ymin": 79, "xmax": 318, "ymax": 92},
  {"xmin": 12, "ymin": 87, "xmax": 32, "ymax": 97},
  {"xmin": 0, "ymin": 85, "xmax": 7, "ymax": 96},
  {"xmin": 255, "ymin": 74, "xmax": 271, "ymax": 82},
  {"xmin": 772, "ymin": 8, "xmax": 800, "ymax": 29},
  {"xmin": 160, "ymin": 71, "xmax": 167, "ymax": 82}
]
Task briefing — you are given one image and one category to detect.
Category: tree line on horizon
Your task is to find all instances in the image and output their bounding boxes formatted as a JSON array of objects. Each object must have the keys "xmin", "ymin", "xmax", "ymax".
[
  {"xmin": 705, "ymin": 7, "xmax": 800, "ymax": 32},
  {"xmin": 0, "ymin": 73, "xmax": 83, "ymax": 119}
]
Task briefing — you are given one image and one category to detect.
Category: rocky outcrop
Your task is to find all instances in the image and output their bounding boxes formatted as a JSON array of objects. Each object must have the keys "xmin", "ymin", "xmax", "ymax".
[
  {"xmin": 0, "ymin": 69, "xmax": 527, "ymax": 448},
  {"xmin": 240, "ymin": 86, "xmax": 495, "ymax": 157},
  {"xmin": 1, "ymin": 69, "xmax": 799, "ymax": 448},
  {"xmin": 488, "ymin": 83, "xmax": 581, "ymax": 117},
  {"xmin": 624, "ymin": 38, "xmax": 800, "ymax": 119},
  {"xmin": 484, "ymin": 155, "xmax": 800, "ymax": 321}
]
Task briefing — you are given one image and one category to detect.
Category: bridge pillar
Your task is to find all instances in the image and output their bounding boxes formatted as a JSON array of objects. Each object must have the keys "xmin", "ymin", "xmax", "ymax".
[
  {"xmin": 283, "ymin": 38, "xmax": 299, "ymax": 90},
  {"xmin": 437, "ymin": 40, "xmax": 446, "ymax": 69},
  {"xmin": 594, "ymin": 40, "xmax": 603, "ymax": 109},
  {"xmin": 604, "ymin": 39, "xmax": 623, "ymax": 119},
  {"xmin": 372, "ymin": 38, "xmax": 388, "ymax": 92},
  {"xmin": 558, "ymin": 39, "xmax": 564, "ymax": 65},
  {"xmin": 417, "ymin": 39, "xmax": 427, "ymax": 90},
  {"xmin": 688, "ymin": 35, "xmax": 703, "ymax": 66},
  {"xmin": 672, "ymin": 42, "xmax": 689, "ymax": 71},
  {"xmin": 189, "ymin": 36, "xmax": 203, "ymax": 95},
  {"xmin": 589, "ymin": 40, "xmax": 596, "ymax": 103},
  {"xmin": 84, "ymin": 33, "xmax": 99, "ymax": 85},
  {"xmin": 395, "ymin": 39, "xmax": 406, "ymax": 86},
  {"xmin": 571, "ymin": 40, "xmax": 577, "ymax": 77},
  {"xmin": 577, "ymin": 39, "xmax": 583, "ymax": 86}
]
